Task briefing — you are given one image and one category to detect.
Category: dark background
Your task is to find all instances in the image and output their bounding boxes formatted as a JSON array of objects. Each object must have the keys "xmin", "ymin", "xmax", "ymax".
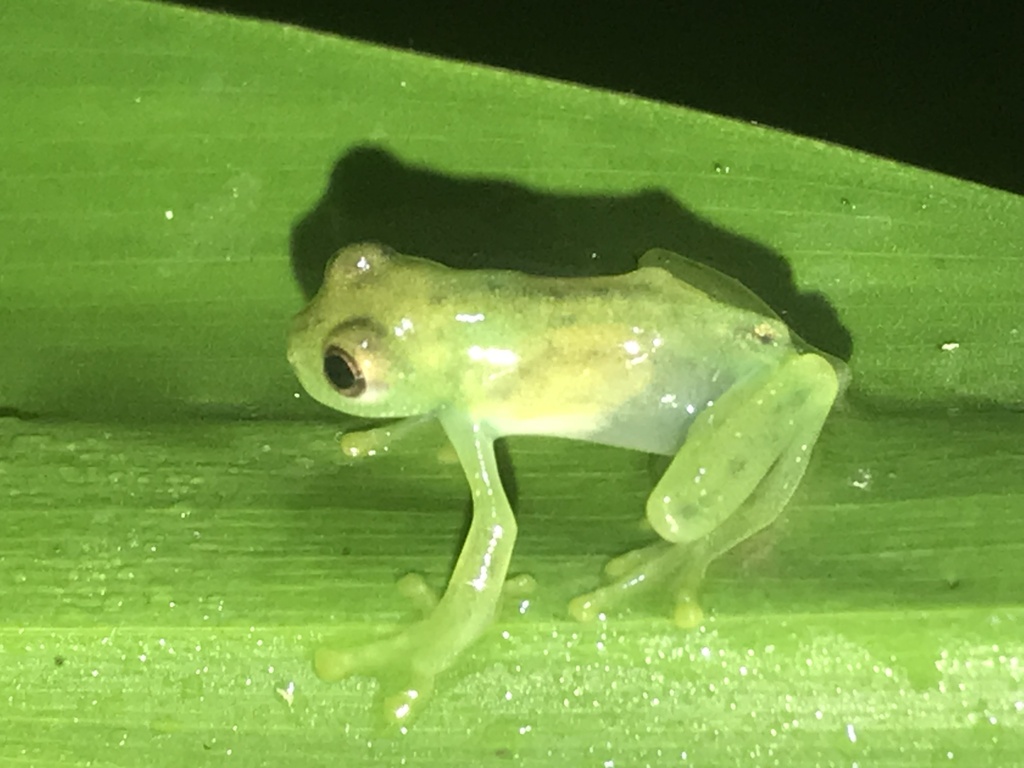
[{"xmin": 163, "ymin": 2, "xmax": 1024, "ymax": 197}]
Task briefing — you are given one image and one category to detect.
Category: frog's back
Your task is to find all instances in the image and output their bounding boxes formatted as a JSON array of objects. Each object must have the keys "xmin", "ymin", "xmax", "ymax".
[
  {"xmin": 583, "ymin": 265, "xmax": 796, "ymax": 456},
  {"xmin": 478, "ymin": 262, "xmax": 797, "ymax": 457}
]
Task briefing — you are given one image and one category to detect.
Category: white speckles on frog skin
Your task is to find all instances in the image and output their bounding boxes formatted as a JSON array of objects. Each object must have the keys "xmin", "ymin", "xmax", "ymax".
[{"xmin": 287, "ymin": 242, "xmax": 847, "ymax": 724}]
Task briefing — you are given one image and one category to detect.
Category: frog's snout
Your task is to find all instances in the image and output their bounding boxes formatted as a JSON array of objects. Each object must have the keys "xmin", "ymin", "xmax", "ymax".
[{"xmin": 286, "ymin": 310, "xmax": 317, "ymax": 372}]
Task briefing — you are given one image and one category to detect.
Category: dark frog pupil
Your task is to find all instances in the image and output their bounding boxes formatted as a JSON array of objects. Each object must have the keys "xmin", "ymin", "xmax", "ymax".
[{"xmin": 323, "ymin": 347, "xmax": 366, "ymax": 396}]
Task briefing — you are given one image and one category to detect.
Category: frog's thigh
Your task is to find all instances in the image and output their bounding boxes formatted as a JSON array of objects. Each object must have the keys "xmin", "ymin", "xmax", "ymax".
[
  {"xmin": 664, "ymin": 369, "xmax": 837, "ymax": 626},
  {"xmin": 647, "ymin": 353, "xmax": 839, "ymax": 545}
]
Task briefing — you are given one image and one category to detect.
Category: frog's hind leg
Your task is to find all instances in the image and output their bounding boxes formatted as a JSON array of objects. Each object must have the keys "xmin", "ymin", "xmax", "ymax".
[
  {"xmin": 569, "ymin": 436, "xmax": 813, "ymax": 627},
  {"xmin": 570, "ymin": 354, "xmax": 839, "ymax": 627},
  {"xmin": 569, "ymin": 540, "xmax": 687, "ymax": 622}
]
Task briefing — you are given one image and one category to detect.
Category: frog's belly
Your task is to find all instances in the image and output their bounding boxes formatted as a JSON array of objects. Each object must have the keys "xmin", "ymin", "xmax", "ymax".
[
  {"xmin": 493, "ymin": 378, "xmax": 725, "ymax": 457},
  {"xmin": 581, "ymin": 399, "xmax": 701, "ymax": 456},
  {"xmin": 581, "ymin": 363, "xmax": 753, "ymax": 455}
]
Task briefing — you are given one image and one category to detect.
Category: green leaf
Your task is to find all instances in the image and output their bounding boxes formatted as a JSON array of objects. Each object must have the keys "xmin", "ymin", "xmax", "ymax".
[{"xmin": 2, "ymin": 0, "xmax": 1022, "ymax": 765}]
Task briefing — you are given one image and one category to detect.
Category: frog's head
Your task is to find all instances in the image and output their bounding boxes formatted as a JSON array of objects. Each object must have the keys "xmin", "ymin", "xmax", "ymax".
[{"xmin": 287, "ymin": 242, "xmax": 457, "ymax": 419}]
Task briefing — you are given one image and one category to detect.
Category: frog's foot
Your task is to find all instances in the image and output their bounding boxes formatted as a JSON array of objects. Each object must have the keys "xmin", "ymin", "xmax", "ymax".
[
  {"xmin": 395, "ymin": 573, "xmax": 440, "ymax": 615},
  {"xmin": 568, "ymin": 541, "xmax": 710, "ymax": 628},
  {"xmin": 314, "ymin": 571, "xmax": 537, "ymax": 726},
  {"xmin": 314, "ymin": 624, "xmax": 437, "ymax": 727}
]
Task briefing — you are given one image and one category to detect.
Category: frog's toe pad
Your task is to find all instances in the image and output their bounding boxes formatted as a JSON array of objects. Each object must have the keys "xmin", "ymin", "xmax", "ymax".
[
  {"xmin": 568, "ymin": 593, "xmax": 604, "ymax": 622},
  {"xmin": 314, "ymin": 640, "xmax": 435, "ymax": 726},
  {"xmin": 502, "ymin": 573, "xmax": 537, "ymax": 599},
  {"xmin": 380, "ymin": 677, "xmax": 435, "ymax": 728},
  {"xmin": 672, "ymin": 593, "xmax": 705, "ymax": 628},
  {"xmin": 396, "ymin": 573, "xmax": 440, "ymax": 614},
  {"xmin": 314, "ymin": 646, "xmax": 361, "ymax": 683},
  {"xmin": 603, "ymin": 542, "xmax": 669, "ymax": 579}
]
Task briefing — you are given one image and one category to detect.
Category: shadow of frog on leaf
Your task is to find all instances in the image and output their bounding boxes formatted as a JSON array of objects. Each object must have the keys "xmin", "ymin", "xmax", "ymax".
[{"xmin": 287, "ymin": 145, "xmax": 853, "ymax": 726}]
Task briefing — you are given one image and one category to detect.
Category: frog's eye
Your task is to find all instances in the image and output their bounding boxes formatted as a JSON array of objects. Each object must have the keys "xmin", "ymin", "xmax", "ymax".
[{"xmin": 323, "ymin": 346, "xmax": 366, "ymax": 397}]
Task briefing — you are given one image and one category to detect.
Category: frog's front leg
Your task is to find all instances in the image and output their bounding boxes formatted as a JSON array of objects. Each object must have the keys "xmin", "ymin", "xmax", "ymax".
[
  {"xmin": 315, "ymin": 412, "xmax": 516, "ymax": 725},
  {"xmin": 570, "ymin": 353, "xmax": 839, "ymax": 626},
  {"xmin": 336, "ymin": 416, "xmax": 431, "ymax": 459}
]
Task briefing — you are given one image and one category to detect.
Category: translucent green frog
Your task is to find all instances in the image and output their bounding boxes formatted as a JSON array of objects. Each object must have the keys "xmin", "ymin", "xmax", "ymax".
[{"xmin": 287, "ymin": 242, "xmax": 847, "ymax": 722}]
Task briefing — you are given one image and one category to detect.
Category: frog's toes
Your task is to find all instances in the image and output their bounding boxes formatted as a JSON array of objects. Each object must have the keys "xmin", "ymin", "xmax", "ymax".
[
  {"xmin": 396, "ymin": 573, "xmax": 440, "ymax": 614},
  {"xmin": 668, "ymin": 559, "xmax": 711, "ymax": 627},
  {"xmin": 567, "ymin": 592, "xmax": 605, "ymax": 622},
  {"xmin": 568, "ymin": 573, "xmax": 646, "ymax": 621},
  {"xmin": 603, "ymin": 542, "xmax": 669, "ymax": 579},
  {"xmin": 314, "ymin": 626, "xmax": 417, "ymax": 683},
  {"xmin": 672, "ymin": 591, "xmax": 705, "ymax": 628},
  {"xmin": 338, "ymin": 428, "xmax": 394, "ymax": 459},
  {"xmin": 495, "ymin": 573, "xmax": 537, "ymax": 617},
  {"xmin": 380, "ymin": 676, "xmax": 435, "ymax": 728},
  {"xmin": 314, "ymin": 645, "xmax": 364, "ymax": 683},
  {"xmin": 570, "ymin": 551, "xmax": 664, "ymax": 621},
  {"xmin": 503, "ymin": 573, "xmax": 537, "ymax": 598},
  {"xmin": 315, "ymin": 642, "xmax": 435, "ymax": 727},
  {"xmin": 571, "ymin": 542, "xmax": 713, "ymax": 624}
]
